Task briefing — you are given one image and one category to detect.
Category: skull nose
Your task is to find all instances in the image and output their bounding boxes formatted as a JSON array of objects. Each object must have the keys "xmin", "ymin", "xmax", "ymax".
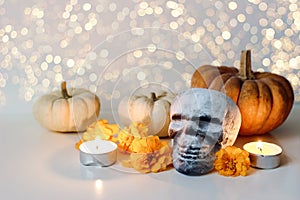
[{"xmin": 195, "ymin": 131, "xmax": 205, "ymax": 141}]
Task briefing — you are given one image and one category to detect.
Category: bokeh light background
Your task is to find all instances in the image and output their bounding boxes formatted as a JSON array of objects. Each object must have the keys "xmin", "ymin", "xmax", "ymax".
[{"xmin": 0, "ymin": 0, "xmax": 299, "ymax": 116}]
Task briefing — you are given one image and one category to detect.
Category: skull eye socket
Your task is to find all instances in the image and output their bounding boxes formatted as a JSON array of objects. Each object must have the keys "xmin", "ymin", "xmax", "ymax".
[
  {"xmin": 169, "ymin": 114, "xmax": 187, "ymax": 138},
  {"xmin": 171, "ymin": 114, "xmax": 188, "ymax": 121},
  {"xmin": 193, "ymin": 115, "xmax": 211, "ymax": 123},
  {"xmin": 191, "ymin": 115, "xmax": 222, "ymax": 125}
]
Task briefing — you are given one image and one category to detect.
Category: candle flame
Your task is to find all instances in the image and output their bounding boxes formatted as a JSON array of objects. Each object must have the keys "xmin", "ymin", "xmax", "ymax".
[{"xmin": 257, "ymin": 140, "xmax": 263, "ymax": 152}]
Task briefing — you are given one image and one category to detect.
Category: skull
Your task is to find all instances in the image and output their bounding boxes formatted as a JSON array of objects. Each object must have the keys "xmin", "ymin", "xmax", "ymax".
[{"xmin": 168, "ymin": 88, "xmax": 241, "ymax": 175}]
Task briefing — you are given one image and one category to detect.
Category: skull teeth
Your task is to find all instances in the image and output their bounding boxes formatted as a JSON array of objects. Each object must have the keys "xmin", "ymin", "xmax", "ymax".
[
  {"xmin": 182, "ymin": 147, "xmax": 200, "ymax": 155},
  {"xmin": 177, "ymin": 145, "xmax": 208, "ymax": 160}
]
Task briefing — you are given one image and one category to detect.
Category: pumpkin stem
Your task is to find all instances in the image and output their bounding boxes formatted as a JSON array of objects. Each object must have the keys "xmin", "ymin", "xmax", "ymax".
[
  {"xmin": 151, "ymin": 92, "xmax": 158, "ymax": 101},
  {"xmin": 61, "ymin": 81, "xmax": 72, "ymax": 99},
  {"xmin": 151, "ymin": 92, "xmax": 168, "ymax": 101},
  {"xmin": 239, "ymin": 49, "xmax": 255, "ymax": 80}
]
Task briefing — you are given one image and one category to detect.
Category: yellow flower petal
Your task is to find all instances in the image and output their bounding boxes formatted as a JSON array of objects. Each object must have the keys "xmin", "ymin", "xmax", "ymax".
[{"xmin": 214, "ymin": 146, "xmax": 250, "ymax": 177}]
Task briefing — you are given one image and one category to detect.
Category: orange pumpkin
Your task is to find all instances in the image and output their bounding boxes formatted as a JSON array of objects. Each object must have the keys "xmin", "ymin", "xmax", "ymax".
[{"xmin": 191, "ymin": 50, "xmax": 294, "ymax": 135}]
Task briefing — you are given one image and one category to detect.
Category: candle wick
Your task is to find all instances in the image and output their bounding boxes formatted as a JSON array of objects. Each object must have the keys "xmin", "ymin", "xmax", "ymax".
[
  {"xmin": 96, "ymin": 146, "xmax": 99, "ymax": 151},
  {"xmin": 258, "ymin": 147, "xmax": 262, "ymax": 152}
]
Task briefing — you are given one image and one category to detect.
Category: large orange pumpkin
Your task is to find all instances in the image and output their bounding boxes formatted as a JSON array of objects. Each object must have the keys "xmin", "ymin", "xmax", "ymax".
[{"xmin": 191, "ymin": 50, "xmax": 294, "ymax": 135}]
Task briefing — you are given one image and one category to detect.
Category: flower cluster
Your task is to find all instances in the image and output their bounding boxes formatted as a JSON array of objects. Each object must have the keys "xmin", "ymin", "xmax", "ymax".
[
  {"xmin": 75, "ymin": 119, "xmax": 119, "ymax": 149},
  {"xmin": 214, "ymin": 146, "xmax": 250, "ymax": 176},
  {"xmin": 122, "ymin": 144, "xmax": 173, "ymax": 173},
  {"xmin": 76, "ymin": 120, "xmax": 173, "ymax": 173},
  {"xmin": 119, "ymin": 123, "xmax": 173, "ymax": 173}
]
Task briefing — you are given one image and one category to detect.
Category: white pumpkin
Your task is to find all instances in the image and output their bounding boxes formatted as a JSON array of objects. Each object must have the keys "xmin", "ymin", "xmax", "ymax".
[
  {"xmin": 118, "ymin": 92, "xmax": 174, "ymax": 137},
  {"xmin": 33, "ymin": 81, "xmax": 100, "ymax": 132}
]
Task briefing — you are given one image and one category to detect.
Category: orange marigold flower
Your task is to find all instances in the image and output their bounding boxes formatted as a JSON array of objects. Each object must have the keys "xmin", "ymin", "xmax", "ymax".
[{"xmin": 214, "ymin": 146, "xmax": 250, "ymax": 177}]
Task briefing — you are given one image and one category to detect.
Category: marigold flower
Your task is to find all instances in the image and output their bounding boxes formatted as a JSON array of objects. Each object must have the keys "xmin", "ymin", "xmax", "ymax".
[
  {"xmin": 122, "ymin": 144, "xmax": 173, "ymax": 173},
  {"xmin": 214, "ymin": 146, "xmax": 250, "ymax": 176}
]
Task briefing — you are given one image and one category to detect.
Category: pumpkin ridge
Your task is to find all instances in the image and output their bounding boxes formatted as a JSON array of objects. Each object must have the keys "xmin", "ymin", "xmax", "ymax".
[
  {"xmin": 49, "ymin": 96, "xmax": 58, "ymax": 130},
  {"xmin": 218, "ymin": 66, "xmax": 239, "ymax": 74},
  {"xmin": 199, "ymin": 67, "xmax": 220, "ymax": 87},
  {"xmin": 65, "ymin": 99, "xmax": 71, "ymax": 132},
  {"xmin": 52, "ymin": 99, "xmax": 70, "ymax": 132},
  {"xmin": 36, "ymin": 95, "xmax": 57, "ymax": 131},
  {"xmin": 222, "ymin": 76, "xmax": 242, "ymax": 103},
  {"xmin": 149, "ymin": 95, "xmax": 155, "ymax": 126},
  {"xmin": 221, "ymin": 73, "xmax": 237, "ymax": 82},
  {"xmin": 209, "ymin": 73, "xmax": 235, "ymax": 91},
  {"xmin": 191, "ymin": 65, "xmax": 213, "ymax": 87},
  {"xmin": 191, "ymin": 65, "xmax": 226, "ymax": 88},
  {"xmin": 257, "ymin": 73, "xmax": 294, "ymax": 112},
  {"xmin": 47, "ymin": 96, "xmax": 54, "ymax": 127},
  {"xmin": 237, "ymin": 80, "xmax": 260, "ymax": 134},
  {"xmin": 74, "ymin": 96, "xmax": 95, "ymax": 128},
  {"xmin": 95, "ymin": 95, "xmax": 101, "ymax": 115},
  {"xmin": 251, "ymin": 80, "xmax": 273, "ymax": 134},
  {"xmin": 256, "ymin": 78, "xmax": 288, "ymax": 133}
]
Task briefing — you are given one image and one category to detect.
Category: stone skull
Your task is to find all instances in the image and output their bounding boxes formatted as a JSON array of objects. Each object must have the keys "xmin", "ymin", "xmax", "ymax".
[{"xmin": 168, "ymin": 88, "xmax": 241, "ymax": 175}]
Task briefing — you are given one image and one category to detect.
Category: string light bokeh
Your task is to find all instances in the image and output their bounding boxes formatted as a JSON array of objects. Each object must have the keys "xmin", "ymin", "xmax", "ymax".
[{"xmin": 0, "ymin": 0, "xmax": 299, "ymax": 110}]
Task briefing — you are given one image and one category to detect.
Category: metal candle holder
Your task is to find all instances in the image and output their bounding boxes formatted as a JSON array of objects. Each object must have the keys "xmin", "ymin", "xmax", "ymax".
[
  {"xmin": 243, "ymin": 141, "xmax": 282, "ymax": 169},
  {"xmin": 79, "ymin": 139, "xmax": 117, "ymax": 167}
]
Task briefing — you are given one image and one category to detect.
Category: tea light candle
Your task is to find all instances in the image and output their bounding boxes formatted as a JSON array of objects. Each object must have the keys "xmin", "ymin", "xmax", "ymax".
[
  {"xmin": 243, "ymin": 141, "xmax": 282, "ymax": 169},
  {"xmin": 79, "ymin": 138, "xmax": 117, "ymax": 167}
]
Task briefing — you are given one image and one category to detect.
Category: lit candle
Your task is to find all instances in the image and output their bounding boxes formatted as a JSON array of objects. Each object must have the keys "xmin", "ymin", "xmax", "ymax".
[
  {"xmin": 243, "ymin": 141, "xmax": 282, "ymax": 169},
  {"xmin": 79, "ymin": 138, "xmax": 117, "ymax": 167}
]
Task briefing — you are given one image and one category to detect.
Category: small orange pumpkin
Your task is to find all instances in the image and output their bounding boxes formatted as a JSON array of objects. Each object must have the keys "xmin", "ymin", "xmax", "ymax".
[{"xmin": 191, "ymin": 50, "xmax": 294, "ymax": 135}]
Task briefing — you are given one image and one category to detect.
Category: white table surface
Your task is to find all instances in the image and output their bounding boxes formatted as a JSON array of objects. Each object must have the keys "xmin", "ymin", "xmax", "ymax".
[{"xmin": 1, "ymin": 103, "xmax": 299, "ymax": 200}]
